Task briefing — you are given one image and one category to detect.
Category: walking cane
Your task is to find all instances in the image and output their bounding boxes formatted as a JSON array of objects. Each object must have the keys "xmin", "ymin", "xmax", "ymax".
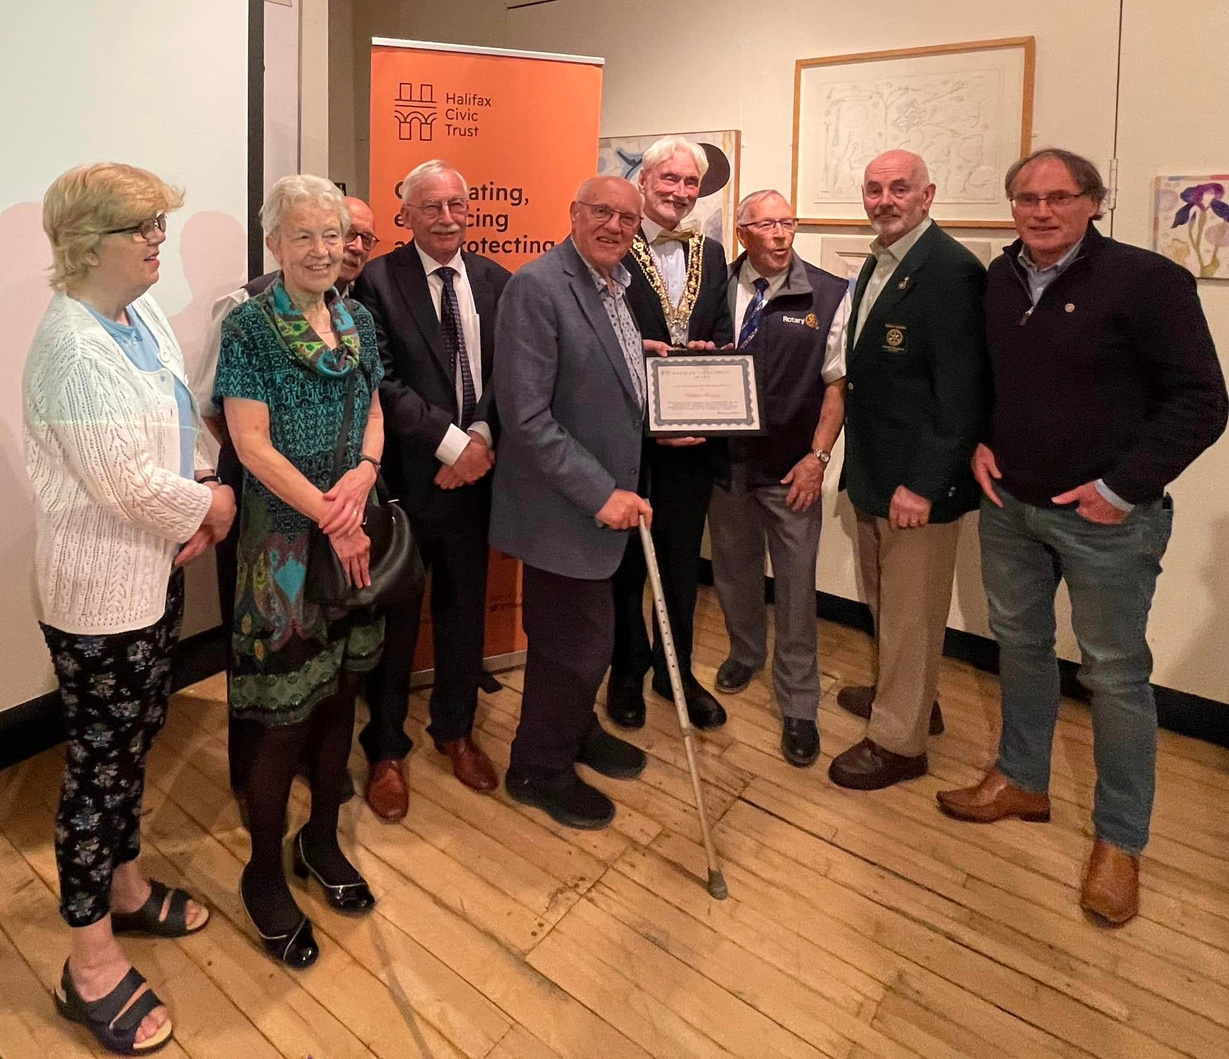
[{"xmin": 638, "ymin": 515, "xmax": 729, "ymax": 900}]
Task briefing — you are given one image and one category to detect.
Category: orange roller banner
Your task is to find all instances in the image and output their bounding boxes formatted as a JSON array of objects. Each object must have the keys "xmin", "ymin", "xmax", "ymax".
[
  {"xmin": 369, "ymin": 39, "xmax": 604, "ymax": 271},
  {"xmin": 368, "ymin": 40, "xmax": 604, "ymax": 671}
]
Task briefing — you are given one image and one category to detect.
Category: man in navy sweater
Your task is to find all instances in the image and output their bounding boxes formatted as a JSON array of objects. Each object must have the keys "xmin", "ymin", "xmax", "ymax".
[{"xmin": 937, "ymin": 149, "xmax": 1227, "ymax": 925}]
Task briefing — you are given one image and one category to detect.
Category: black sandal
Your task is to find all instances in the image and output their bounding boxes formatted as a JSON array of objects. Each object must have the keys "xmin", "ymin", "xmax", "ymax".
[
  {"xmin": 54, "ymin": 959, "xmax": 173, "ymax": 1055},
  {"xmin": 111, "ymin": 880, "xmax": 210, "ymax": 938}
]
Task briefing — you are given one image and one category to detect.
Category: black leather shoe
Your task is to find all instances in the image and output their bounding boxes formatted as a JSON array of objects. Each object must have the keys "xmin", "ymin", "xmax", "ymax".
[
  {"xmin": 835, "ymin": 684, "xmax": 944, "ymax": 736},
  {"xmin": 781, "ymin": 718, "xmax": 820, "ymax": 767},
  {"xmin": 829, "ymin": 737, "xmax": 928, "ymax": 790},
  {"xmin": 507, "ymin": 767, "xmax": 616, "ymax": 829},
  {"xmin": 579, "ymin": 724, "xmax": 647, "ymax": 779},
  {"xmin": 291, "ymin": 830, "xmax": 376, "ymax": 914},
  {"xmin": 606, "ymin": 672, "xmax": 646, "ymax": 729},
  {"xmin": 239, "ymin": 868, "xmax": 319, "ymax": 969},
  {"xmin": 651, "ymin": 671, "xmax": 728, "ymax": 730},
  {"xmin": 715, "ymin": 658, "xmax": 758, "ymax": 694}
]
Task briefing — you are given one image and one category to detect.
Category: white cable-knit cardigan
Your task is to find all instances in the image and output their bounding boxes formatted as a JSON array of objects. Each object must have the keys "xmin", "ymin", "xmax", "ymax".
[{"xmin": 23, "ymin": 291, "xmax": 214, "ymax": 635}]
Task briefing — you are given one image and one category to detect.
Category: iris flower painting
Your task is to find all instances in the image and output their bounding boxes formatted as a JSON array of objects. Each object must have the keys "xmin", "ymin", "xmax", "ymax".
[{"xmin": 1153, "ymin": 175, "xmax": 1229, "ymax": 280}]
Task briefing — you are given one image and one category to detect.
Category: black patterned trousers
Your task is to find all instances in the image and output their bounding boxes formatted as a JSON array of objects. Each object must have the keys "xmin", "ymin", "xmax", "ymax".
[{"xmin": 40, "ymin": 570, "xmax": 184, "ymax": 927}]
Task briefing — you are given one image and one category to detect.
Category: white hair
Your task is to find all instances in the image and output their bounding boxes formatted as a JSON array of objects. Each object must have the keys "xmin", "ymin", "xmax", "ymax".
[
  {"xmin": 260, "ymin": 174, "xmax": 349, "ymax": 236},
  {"xmin": 399, "ymin": 159, "xmax": 470, "ymax": 204},
  {"xmin": 737, "ymin": 188, "xmax": 790, "ymax": 225},
  {"xmin": 640, "ymin": 136, "xmax": 709, "ymax": 180}
]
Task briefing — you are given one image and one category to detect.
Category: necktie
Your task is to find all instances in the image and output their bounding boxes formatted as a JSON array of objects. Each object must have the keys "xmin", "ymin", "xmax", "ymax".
[
  {"xmin": 738, "ymin": 277, "xmax": 770, "ymax": 348},
  {"xmin": 436, "ymin": 266, "xmax": 476, "ymax": 429}
]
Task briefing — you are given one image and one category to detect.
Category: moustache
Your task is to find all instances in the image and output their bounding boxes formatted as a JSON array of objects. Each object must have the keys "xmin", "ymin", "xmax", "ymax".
[{"xmin": 430, "ymin": 223, "xmax": 463, "ymax": 236}]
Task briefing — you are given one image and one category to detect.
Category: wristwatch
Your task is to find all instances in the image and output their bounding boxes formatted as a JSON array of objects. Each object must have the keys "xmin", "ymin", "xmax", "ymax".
[{"xmin": 812, "ymin": 449, "xmax": 832, "ymax": 465}]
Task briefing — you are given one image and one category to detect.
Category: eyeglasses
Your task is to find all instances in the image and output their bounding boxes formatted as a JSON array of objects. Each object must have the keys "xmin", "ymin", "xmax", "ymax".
[
  {"xmin": 1010, "ymin": 191, "xmax": 1088, "ymax": 211},
  {"xmin": 576, "ymin": 200, "xmax": 641, "ymax": 230},
  {"xmin": 408, "ymin": 197, "xmax": 469, "ymax": 219},
  {"xmin": 739, "ymin": 218, "xmax": 798, "ymax": 234},
  {"xmin": 104, "ymin": 213, "xmax": 167, "ymax": 241},
  {"xmin": 345, "ymin": 228, "xmax": 380, "ymax": 250}
]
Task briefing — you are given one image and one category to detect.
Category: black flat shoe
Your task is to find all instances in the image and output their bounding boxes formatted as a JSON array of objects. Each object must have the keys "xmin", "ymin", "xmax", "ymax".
[
  {"xmin": 506, "ymin": 767, "xmax": 615, "ymax": 830},
  {"xmin": 239, "ymin": 870, "xmax": 318, "ymax": 969},
  {"xmin": 715, "ymin": 658, "xmax": 758, "ymax": 694},
  {"xmin": 651, "ymin": 671, "xmax": 728, "ymax": 730},
  {"xmin": 781, "ymin": 718, "xmax": 820, "ymax": 767},
  {"xmin": 579, "ymin": 724, "xmax": 647, "ymax": 779},
  {"xmin": 291, "ymin": 830, "xmax": 376, "ymax": 914},
  {"xmin": 606, "ymin": 672, "xmax": 646, "ymax": 729},
  {"xmin": 829, "ymin": 737, "xmax": 927, "ymax": 790},
  {"xmin": 54, "ymin": 959, "xmax": 173, "ymax": 1055}
]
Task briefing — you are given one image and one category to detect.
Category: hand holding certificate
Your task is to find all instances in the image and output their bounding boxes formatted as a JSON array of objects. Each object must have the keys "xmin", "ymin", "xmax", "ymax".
[{"xmin": 644, "ymin": 348, "xmax": 764, "ymax": 438}]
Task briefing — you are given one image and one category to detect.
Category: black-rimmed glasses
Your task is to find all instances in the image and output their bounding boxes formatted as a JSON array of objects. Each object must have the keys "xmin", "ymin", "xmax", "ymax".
[
  {"xmin": 103, "ymin": 213, "xmax": 167, "ymax": 241},
  {"xmin": 345, "ymin": 228, "xmax": 381, "ymax": 251}
]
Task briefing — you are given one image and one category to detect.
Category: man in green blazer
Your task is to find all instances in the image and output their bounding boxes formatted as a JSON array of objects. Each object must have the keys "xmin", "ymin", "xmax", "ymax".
[{"xmin": 831, "ymin": 149, "xmax": 989, "ymax": 790}]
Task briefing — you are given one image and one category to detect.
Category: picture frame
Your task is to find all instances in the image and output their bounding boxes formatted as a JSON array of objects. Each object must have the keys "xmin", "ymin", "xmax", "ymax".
[
  {"xmin": 792, "ymin": 37, "xmax": 1035, "ymax": 228},
  {"xmin": 599, "ymin": 130, "xmax": 741, "ymax": 253},
  {"xmin": 1152, "ymin": 175, "xmax": 1229, "ymax": 280}
]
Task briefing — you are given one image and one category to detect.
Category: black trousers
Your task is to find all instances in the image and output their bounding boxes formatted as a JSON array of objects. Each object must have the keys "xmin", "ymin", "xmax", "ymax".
[
  {"xmin": 360, "ymin": 485, "xmax": 490, "ymax": 762},
  {"xmin": 43, "ymin": 570, "xmax": 184, "ymax": 927},
  {"xmin": 611, "ymin": 442, "xmax": 712, "ymax": 681},
  {"xmin": 510, "ymin": 564, "xmax": 612, "ymax": 775}
]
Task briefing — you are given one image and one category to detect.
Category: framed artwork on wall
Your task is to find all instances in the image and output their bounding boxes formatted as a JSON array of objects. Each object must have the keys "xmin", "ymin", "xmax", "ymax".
[
  {"xmin": 599, "ymin": 130, "xmax": 741, "ymax": 253},
  {"xmin": 1153, "ymin": 175, "xmax": 1229, "ymax": 280},
  {"xmin": 793, "ymin": 38, "xmax": 1035, "ymax": 229}
]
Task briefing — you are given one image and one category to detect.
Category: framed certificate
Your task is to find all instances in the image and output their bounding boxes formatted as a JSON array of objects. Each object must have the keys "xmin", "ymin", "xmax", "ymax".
[{"xmin": 644, "ymin": 353, "xmax": 764, "ymax": 437}]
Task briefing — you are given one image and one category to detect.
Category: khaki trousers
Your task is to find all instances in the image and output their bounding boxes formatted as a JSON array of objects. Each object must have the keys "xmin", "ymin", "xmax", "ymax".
[{"xmin": 856, "ymin": 509, "xmax": 962, "ymax": 756}]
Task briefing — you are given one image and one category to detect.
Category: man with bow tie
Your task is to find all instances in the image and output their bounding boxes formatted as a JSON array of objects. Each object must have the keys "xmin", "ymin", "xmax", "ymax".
[
  {"xmin": 831, "ymin": 149, "xmax": 989, "ymax": 791},
  {"xmin": 606, "ymin": 135, "xmax": 735, "ymax": 734}
]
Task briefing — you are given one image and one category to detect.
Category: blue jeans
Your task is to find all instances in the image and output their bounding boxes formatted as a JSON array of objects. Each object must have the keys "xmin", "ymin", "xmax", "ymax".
[{"xmin": 978, "ymin": 490, "xmax": 1172, "ymax": 855}]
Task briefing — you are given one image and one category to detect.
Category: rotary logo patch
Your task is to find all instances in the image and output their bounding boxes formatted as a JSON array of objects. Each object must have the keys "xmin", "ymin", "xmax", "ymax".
[{"xmin": 886, "ymin": 327, "xmax": 905, "ymax": 347}]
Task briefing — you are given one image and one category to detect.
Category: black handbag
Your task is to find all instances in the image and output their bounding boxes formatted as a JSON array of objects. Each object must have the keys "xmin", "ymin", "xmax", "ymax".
[{"xmin": 305, "ymin": 368, "xmax": 417, "ymax": 613}]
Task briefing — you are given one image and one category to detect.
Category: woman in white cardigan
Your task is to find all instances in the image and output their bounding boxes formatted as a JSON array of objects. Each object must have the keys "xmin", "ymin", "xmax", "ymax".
[{"xmin": 23, "ymin": 163, "xmax": 235, "ymax": 1056}]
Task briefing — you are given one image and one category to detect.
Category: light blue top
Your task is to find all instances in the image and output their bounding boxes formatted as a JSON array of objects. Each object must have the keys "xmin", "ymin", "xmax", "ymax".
[{"xmin": 84, "ymin": 301, "xmax": 196, "ymax": 479}]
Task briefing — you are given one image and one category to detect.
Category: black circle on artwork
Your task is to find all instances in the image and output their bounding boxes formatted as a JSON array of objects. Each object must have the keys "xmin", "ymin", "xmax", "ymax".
[{"xmin": 698, "ymin": 143, "xmax": 731, "ymax": 198}]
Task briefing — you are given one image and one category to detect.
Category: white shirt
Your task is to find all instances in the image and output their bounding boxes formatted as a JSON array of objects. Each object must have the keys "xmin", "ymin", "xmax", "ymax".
[
  {"xmin": 640, "ymin": 215, "xmax": 689, "ymax": 304},
  {"xmin": 416, "ymin": 244, "xmax": 491, "ymax": 465},
  {"xmin": 736, "ymin": 257, "xmax": 850, "ymax": 385},
  {"xmin": 853, "ymin": 216, "xmax": 933, "ymax": 346}
]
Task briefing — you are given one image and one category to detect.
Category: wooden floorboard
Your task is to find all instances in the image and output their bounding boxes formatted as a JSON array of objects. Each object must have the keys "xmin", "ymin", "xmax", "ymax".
[{"xmin": 2, "ymin": 587, "xmax": 1227, "ymax": 1058}]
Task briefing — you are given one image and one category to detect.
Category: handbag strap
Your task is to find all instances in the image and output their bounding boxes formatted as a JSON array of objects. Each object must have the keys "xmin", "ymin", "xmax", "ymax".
[{"xmin": 331, "ymin": 370, "xmax": 357, "ymax": 484}]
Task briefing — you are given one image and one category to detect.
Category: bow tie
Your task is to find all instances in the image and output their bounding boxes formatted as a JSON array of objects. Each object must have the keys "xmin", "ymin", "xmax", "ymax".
[{"xmin": 652, "ymin": 226, "xmax": 695, "ymax": 244}]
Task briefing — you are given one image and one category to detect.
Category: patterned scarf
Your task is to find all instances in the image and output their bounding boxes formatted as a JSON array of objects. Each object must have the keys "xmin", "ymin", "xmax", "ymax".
[{"xmin": 255, "ymin": 274, "xmax": 361, "ymax": 377}]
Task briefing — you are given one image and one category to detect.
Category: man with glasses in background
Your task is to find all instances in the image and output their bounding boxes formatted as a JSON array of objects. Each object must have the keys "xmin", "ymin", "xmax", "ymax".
[
  {"xmin": 708, "ymin": 190, "xmax": 849, "ymax": 767},
  {"xmin": 831, "ymin": 149, "xmax": 989, "ymax": 791},
  {"xmin": 351, "ymin": 159, "xmax": 511, "ymax": 820},
  {"xmin": 191, "ymin": 192, "xmax": 379, "ymax": 823},
  {"xmin": 606, "ymin": 135, "xmax": 734, "ymax": 735},
  {"xmin": 937, "ymin": 148, "xmax": 1226, "ymax": 925}
]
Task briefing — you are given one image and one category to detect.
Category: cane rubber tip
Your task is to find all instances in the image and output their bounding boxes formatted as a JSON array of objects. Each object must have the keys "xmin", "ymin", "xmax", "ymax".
[{"xmin": 707, "ymin": 870, "xmax": 729, "ymax": 900}]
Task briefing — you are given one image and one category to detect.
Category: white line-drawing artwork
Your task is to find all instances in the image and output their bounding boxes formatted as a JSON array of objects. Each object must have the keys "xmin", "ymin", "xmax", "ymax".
[{"xmin": 813, "ymin": 69, "xmax": 1003, "ymax": 204}]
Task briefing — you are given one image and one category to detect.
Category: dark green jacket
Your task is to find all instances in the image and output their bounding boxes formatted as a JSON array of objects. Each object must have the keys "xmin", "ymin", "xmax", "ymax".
[{"xmin": 841, "ymin": 222, "xmax": 988, "ymax": 523}]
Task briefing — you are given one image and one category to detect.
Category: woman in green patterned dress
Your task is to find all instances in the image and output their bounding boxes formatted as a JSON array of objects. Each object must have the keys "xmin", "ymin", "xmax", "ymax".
[{"xmin": 214, "ymin": 175, "xmax": 382, "ymax": 968}]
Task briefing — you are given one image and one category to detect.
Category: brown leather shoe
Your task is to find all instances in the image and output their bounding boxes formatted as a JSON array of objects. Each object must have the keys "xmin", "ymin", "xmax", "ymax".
[
  {"xmin": 1080, "ymin": 840, "xmax": 1140, "ymax": 925},
  {"xmin": 835, "ymin": 683, "xmax": 944, "ymax": 736},
  {"xmin": 365, "ymin": 758, "xmax": 409, "ymax": 822},
  {"xmin": 434, "ymin": 736, "xmax": 499, "ymax": 792},
  {"xmin": 936, "ymin": 768, "xmax": 1051, "ymax": 823}
]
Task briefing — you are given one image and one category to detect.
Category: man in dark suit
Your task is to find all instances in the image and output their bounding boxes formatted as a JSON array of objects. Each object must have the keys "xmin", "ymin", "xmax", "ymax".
[
  {"xmin": 490, "ymin": 175, "xmax": 651, "ymax": 830},
  {"xmin": 831, "ymin": 149, "xmax": 989, "ymax": 791},
  {"xmin": 352, "ymin": 160, "xmax": 511, "ymax": 821},
  {"xmin": 607, "ymin": 136, "xmax": 735, "ymax": 733}
]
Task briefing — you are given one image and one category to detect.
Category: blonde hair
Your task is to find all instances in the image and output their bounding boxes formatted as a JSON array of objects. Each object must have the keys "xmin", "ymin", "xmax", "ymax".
[
  {"xmin": 261, "ymin": 174, "xmax": 349, "ymax": 236},
  {"xmin": 42, "ymin": 163, "xmax": 184, "ymax": 291}
]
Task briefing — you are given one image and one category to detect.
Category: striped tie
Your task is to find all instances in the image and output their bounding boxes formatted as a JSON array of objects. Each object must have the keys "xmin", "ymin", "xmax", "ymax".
[{"xmin": 738, "ymin": 277, "xmax": 770, "ymax": 348}]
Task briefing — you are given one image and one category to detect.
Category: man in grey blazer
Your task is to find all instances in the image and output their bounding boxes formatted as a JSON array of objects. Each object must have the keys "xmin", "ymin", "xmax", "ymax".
[{"xmin": 490, "ymin": 176, "xmax": 653, "ymax": 829}]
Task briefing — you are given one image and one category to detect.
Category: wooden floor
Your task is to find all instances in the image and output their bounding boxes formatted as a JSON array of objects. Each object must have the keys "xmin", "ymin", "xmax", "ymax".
[{"xmin": 3, "ymin": 587, "xmax": 1228, "ymax": 1059}]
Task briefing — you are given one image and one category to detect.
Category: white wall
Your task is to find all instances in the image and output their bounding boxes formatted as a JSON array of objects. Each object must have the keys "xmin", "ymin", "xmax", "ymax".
[
  {"xmin": 0, "ymin": 1, "xmax": 249, "ymax": 711},
  {"xmin": 500, "ymin": 0, "xmax": 1228, "ymax": 702}
]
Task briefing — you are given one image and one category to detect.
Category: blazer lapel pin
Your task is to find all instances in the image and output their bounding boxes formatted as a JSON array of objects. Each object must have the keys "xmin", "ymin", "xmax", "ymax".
[{"xmin": 897, "ymin": 275, "xmax": 910, "ymax": 290}]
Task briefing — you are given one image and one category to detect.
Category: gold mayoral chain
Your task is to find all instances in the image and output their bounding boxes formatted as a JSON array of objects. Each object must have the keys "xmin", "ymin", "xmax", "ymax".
[{"xmin": 630, "ymin": 231, "xmax": 706, "ymax": 346}]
